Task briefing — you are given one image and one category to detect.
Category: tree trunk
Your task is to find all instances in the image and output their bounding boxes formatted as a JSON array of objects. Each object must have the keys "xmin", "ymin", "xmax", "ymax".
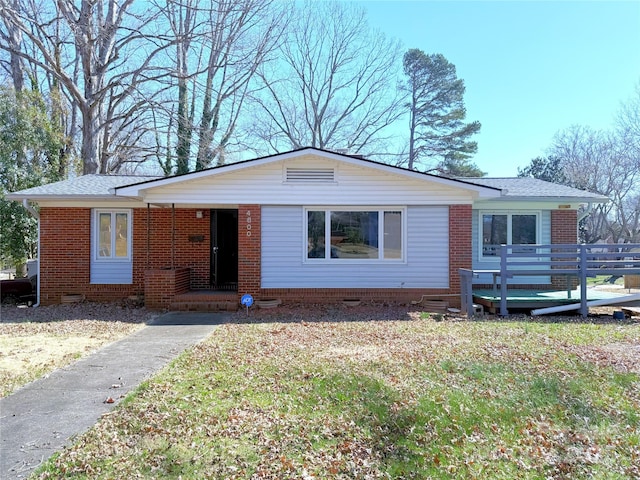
[{"xmin": 81, "ymin": 108, "xmax": 100, "ymax": 174}]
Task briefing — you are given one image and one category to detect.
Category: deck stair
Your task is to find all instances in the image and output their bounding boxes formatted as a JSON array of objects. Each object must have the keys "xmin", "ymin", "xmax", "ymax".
[{"xmin": 170, "ymin": 291, "xmax": 238, "ymax": 312}]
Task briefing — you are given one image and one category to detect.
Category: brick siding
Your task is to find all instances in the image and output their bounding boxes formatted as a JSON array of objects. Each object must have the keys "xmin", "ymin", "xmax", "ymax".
[
  {"xmin": 551, "ymin": 210, "xmax": 578, "ymax": 244},
  {"xmin": 238, "ymin": 205, "xmax": 261, "ymax": 297},
  {"xmin": 39, "ymin": 206, "xmax": 211, "ymax": 305},
  {"xmin": 39, "ymin": 203, "xmax": 472, "ymax": 308},
  {"xmin": 39, "ymin": 207, "xmax": 91, "ymax": 304},
  {"xmin": 551, "ymin": 209, "xmax": 579, "ymax": 289},
  {"xmin": 448, "ymin": 204, "xmax": 473, "ymax": 294}
]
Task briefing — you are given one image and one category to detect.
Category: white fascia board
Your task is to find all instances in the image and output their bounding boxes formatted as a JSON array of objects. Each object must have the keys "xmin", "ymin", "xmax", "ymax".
[
  {"xmin": 473, "ymin": 199, "xmax": 595, "ymax": 210},
  {"xmin": 6, "ymin": 193, "xmax": 130, "ymax": 203},
  {"xmin": 17, "ymin": 199, "xmax": 144, "ymax": 208},
  {"xmin": 477, "ymin": 196, "xmax": 608, "ymax": 206}
]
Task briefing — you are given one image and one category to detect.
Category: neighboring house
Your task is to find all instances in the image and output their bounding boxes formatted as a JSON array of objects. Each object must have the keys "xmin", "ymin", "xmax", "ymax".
[{"xmin": 7, "ymin": 148, "xmax": 607, "ymax": 309}]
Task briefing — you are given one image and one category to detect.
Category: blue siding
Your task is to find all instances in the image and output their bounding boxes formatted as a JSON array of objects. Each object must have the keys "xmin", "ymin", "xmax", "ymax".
[{"xmin": 261, "ymin": 205, "xmax": 449, "ymax": 289}]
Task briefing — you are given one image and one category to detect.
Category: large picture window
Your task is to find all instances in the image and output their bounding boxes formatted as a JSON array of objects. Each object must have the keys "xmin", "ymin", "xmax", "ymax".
[
  {"xmin": 95, "ymin": 210, "xmax": 131, "ymax": 260},
  {"xmin": 481, "ymin": 212, "xmax": 538, "ymax": 258},
  {"xmin": 306, "ymin": 208, "xmax": 403, "ymax": 261}
]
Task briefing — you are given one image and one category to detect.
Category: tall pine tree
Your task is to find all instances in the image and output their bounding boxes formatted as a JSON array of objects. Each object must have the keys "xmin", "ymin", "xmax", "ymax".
[{"xmin": 403, "ymin": 49, "xmax": 482, "ymax": 176}]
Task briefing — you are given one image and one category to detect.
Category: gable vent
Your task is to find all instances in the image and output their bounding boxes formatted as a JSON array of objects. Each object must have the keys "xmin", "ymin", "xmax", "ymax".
[{"xmin": 286, "ymin": 167, "xmax": 335, "ymax": 183}]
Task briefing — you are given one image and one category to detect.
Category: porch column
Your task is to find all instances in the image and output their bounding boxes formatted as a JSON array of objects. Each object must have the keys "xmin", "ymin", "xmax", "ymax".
[{"xmin": 237, "ymin": 205, "xmax": 261, "ymax": 297}]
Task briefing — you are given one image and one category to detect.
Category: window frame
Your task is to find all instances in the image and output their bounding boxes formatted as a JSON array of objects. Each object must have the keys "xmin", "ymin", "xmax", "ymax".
[
  {"xmin": 479, "ymin": 210, "xmax": 541, "ymax": 261},
  {"xmin": 303, "ymin": 207, "xmax": 406, "ymax": 263},
  {"xmin": 93, "ymin": 209, "xmax": 132, "ymax": 262}
]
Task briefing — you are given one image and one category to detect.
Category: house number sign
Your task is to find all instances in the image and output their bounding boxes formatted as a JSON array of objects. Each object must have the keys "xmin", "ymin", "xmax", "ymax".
[{"xmin": 246, "ymin": 209, "xmax": 252, "ymax": 236}]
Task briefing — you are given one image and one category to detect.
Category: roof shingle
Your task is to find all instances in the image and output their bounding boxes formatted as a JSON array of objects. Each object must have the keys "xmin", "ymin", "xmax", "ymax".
[
  {"xmin": 462, "ymin": 177, "xmax": 608, "ymax": 201},
  {"xmin": 7, "ymin": 174, "xmax": 161, "ymax": 199}
]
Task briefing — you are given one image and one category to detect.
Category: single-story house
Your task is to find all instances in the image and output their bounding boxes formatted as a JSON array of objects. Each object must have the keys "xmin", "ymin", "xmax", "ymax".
[{"xmin": 7, "ymin": 148, "xmax": 608, "ymax": 309}]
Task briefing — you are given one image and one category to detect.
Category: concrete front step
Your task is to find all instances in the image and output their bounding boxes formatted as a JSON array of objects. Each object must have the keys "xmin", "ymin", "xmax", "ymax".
[
  {"xmin": 170, "ymin": 291, "xmax": 239, "ymax": 312},
  {"xmin": 170, "ymin": 301, "xmax": 238, "ymax": 312}
]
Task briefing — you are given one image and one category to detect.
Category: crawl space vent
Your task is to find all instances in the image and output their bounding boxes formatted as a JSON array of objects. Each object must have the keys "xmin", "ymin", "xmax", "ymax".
[{"xmin": 286, "ymin": 167, "xmax": 335, "ymax": 182}]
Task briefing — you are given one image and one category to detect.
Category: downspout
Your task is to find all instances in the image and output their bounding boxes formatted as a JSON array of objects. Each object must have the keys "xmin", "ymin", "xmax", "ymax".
[
  {"xmin": 171, "ymin": 203, "xmax": 175, "ymax": 269},
  {"xmin": 22, "ymin": 199, "xmax": 40, "ymax": 307}
]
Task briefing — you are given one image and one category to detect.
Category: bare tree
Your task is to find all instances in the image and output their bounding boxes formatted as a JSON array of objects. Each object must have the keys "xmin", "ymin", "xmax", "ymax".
[
  {"xmin": 151, "ymin": 0, "xmax": 287, "ymax": 174},
  {"xmin": 551, "ymin": 124, "xmax": 640, "ymax": 243},
  {"xmin": 0, "ymin": 0, "xmax": 23, "ymax": 91},
  {"xmin": 194, "ymin": 0, "xmax": 285, "ymax": 170},
  {"xmin": 249, "ymin": 1, "xmax": 402, "ymax": 156},
  {"xmin": 0, "ymin": 0, "xmax": 173, "ymax": 174}
]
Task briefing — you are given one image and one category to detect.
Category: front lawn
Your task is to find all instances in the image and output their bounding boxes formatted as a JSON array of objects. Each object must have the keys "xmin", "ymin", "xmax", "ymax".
[
  {"xmin": 36, "ymin": 313, "xmax": 639, "ymax": 479},
  {"xmin": 0, "ymin": 303, "xmax": 152, "ymax": 397}
]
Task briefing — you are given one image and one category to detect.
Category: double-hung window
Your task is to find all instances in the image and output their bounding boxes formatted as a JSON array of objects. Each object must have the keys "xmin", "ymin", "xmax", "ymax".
[
  {"xmin": 306, "ymin": 208, "xmax": 404, "ymax": 261},
  {"xmin": 481, "ymin": 211, "xmax": 538, "ymax": 259},
  {"xmin": 95, "ymin": 210, "xmax": 131, "ymax": 260}
]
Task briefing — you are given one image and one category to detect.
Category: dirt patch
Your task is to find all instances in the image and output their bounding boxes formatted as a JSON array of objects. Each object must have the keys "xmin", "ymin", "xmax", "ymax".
[{"xmin": 0, "ymin": 302, "xmax": 157, "ymax": 397}]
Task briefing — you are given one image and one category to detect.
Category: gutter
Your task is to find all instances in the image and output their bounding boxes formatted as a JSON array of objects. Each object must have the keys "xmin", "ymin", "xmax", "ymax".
[
  {"xmin": 22, "ymin": 199, "xmax": 40, "ymax": 308},
  {"xmin": 22, "ymin": 199, "xmax": 39, "ymax": 219}
]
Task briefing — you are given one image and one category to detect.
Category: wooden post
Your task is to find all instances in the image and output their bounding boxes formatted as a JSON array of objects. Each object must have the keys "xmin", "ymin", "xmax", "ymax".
[
  {"xmin": 500, "ymin": 245, "xmax": 508, "ymax": 316},
  {"xmin": 579, "ymin": 245, "xmax": 588, "ymax": 318}
]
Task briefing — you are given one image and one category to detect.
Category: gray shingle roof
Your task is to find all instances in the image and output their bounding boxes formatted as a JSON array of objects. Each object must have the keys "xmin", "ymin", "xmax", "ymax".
[
  {"xmin": 8, "ymin": 170, "xmax": 608, "ymax": 204},
  {"xmin": 463, "ymin": 177, "xmax": 608, "ymax": 201},
  {"xmin": 7, "ymin": 174, "xmax": 161, "ymax": 199}
]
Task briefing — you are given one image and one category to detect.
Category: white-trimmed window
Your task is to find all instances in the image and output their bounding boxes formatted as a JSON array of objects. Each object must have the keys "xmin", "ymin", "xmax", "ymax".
[
  {"xmin": 305, "ymin": 208, "xmax": 404, "ymax": 261},
  {"xmin": 480, "ymin": 211, "xmax": 539, "ymax": 259},
  {"xmin": 94, "ymin": 209, "xmax": 131, "ymax": 260}
]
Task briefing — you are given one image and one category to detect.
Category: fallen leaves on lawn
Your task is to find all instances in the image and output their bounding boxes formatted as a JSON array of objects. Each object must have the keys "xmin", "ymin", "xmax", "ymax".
[{"xmin": 34, "ymin": 307, "xmax": 640, "ymax": 479}]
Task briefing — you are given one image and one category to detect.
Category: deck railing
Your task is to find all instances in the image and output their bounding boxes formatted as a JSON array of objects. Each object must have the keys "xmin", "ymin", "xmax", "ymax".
[{"xmin": 460, "ymin": 243, "xmax": 640, "ymax": 317}]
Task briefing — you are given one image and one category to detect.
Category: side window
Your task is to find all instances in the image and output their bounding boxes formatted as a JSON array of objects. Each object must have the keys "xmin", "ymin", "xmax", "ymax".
[
  {"xmin": 95, "ymin": 210, "xmax": 131, "ymax": 260},
  {"xmin": 482, "ymin": 214, "xmax": 507, "ymax": 257},
  {"xmin": 480, "ymin": 211, "xmax": 539, "ymax": 259}
]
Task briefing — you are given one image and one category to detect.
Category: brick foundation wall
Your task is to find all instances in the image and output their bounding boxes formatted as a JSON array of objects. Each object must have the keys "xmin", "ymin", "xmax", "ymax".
[{"xmin": 259, "ymin": 288, "xmax": 459, "ymax": 306}]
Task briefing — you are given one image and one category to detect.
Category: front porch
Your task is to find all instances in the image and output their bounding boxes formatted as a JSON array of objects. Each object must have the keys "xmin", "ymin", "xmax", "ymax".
[{"xmin": 144, "ymin": 267, "xmax": 238, "ymax": 311}]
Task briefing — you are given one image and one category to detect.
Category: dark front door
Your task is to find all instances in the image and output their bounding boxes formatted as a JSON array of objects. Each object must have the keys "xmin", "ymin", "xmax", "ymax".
[{"xmin": 210, "ymin": 209, "xmax": 238, "ymax": 290}]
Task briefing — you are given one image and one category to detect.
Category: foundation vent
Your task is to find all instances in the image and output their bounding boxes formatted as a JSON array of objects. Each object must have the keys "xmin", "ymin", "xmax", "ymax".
[{"xmin": 286, "ymin": 167, "xmax": 335, "ymax": 183}]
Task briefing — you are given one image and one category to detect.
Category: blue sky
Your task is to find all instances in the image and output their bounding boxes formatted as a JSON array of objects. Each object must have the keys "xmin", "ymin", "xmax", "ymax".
[{"xmin": 357, "ymin": 0, "xmax": 640, "ymax": 177}]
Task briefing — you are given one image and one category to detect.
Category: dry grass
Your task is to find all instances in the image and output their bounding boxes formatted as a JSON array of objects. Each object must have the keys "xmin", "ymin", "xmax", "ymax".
[{"xmin": 0, "ymin": 302, "xmax": 156, "ymax": 397}]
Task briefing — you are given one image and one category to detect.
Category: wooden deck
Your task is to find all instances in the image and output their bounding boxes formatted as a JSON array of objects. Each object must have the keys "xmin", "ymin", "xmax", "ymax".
[
  {"xmin": 473, "ymin": 288, "xmax": 628, "ymax": 314},
  {"xmin": 460, "ymin": 242, "xmax": 640, "ymax": 317}
]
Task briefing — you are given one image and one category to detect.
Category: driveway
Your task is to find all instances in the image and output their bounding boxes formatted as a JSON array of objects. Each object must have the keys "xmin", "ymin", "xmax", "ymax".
[{"xmin": 0, "ymin": 312, "xmax": 225, "ymax": 479}]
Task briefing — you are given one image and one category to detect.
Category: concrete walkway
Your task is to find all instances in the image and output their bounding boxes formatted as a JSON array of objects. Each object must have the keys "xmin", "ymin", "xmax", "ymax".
[{"xmin": 0, "ymin": 312, "xmax": 226, "ymax": 479}]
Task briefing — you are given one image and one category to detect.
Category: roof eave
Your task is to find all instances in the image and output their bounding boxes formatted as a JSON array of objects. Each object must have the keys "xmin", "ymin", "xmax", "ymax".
[
  {"xmin": 6, "ymin": 193, "xmax": 125, "ymax": 202},
  {"xmin": 487, "ymin": 196, "xmax": 609, "ymax": 204}
]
